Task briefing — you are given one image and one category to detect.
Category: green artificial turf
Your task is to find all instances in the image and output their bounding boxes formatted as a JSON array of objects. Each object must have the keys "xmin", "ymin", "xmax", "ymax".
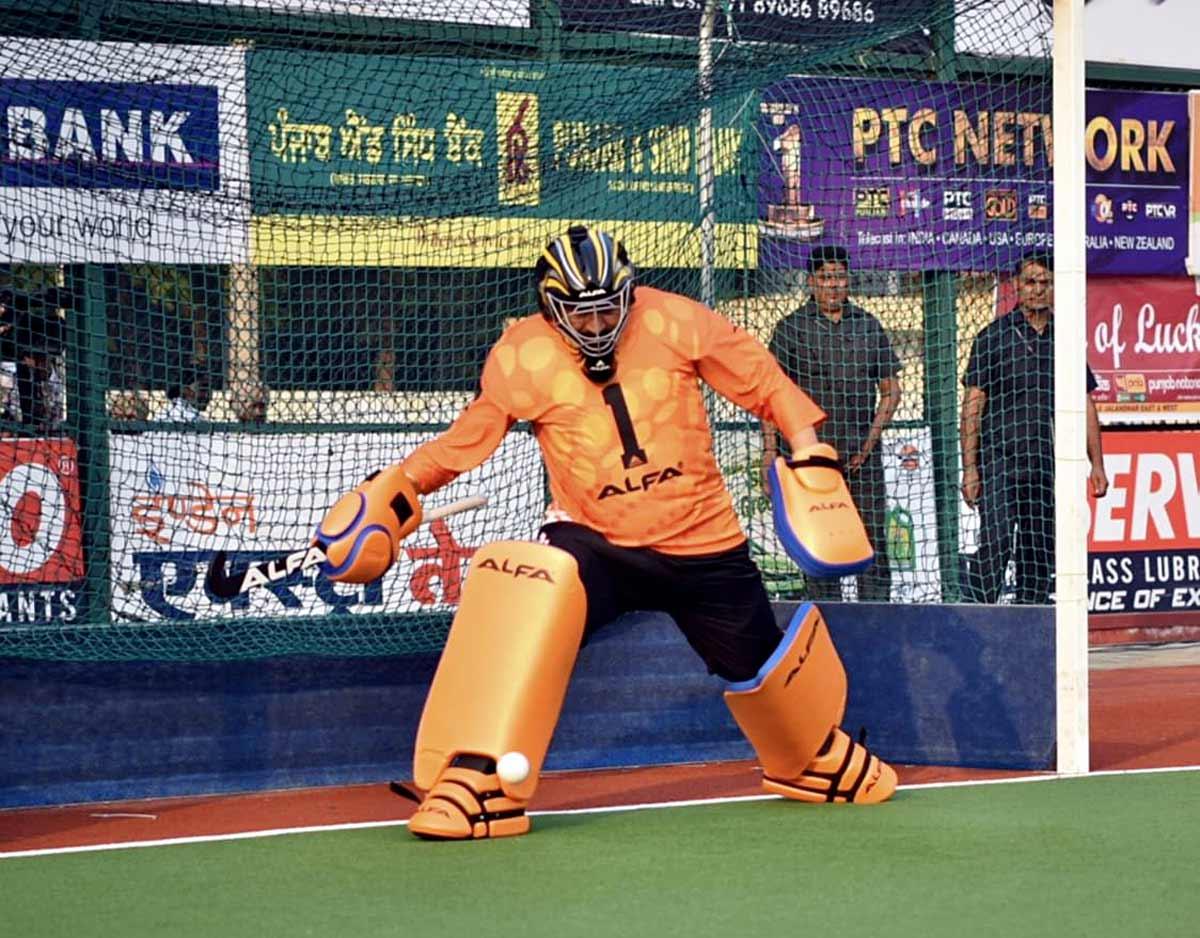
[{"xmin": 4, "ymin": 771, "xmax": 1198, "ymax": 938}]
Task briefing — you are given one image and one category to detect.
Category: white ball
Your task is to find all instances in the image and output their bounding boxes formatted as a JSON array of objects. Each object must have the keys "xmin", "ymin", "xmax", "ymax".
[{"xmin": 496, "ymin": 751, "xmax": 530, "ymax": 784}]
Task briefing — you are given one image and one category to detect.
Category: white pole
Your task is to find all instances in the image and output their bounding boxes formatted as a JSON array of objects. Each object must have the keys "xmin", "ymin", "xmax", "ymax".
[
  {"xmin": 1053, "ymin": 0, "xmax": 1090, "ymax": 776},
  {"xmin": 698, "ymin": 0, "xmax": 717, "ymax": 308}
]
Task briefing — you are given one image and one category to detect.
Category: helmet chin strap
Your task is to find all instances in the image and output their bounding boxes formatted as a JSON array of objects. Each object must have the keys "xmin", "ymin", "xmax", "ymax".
[{"xmin": 581, "ymin": 353, "xmax": 616, "ymax": 384}]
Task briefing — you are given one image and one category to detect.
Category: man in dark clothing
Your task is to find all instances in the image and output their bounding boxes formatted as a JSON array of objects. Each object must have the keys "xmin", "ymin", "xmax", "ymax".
[
  {"xmin": 0, "ymin": 287, "xmax": 66, "ymax": 428},
  {"xmin": 961, "ymin": 253, "xmax": 1108, "ymax": 604},
  {"xmin": 762, "ymin": 245, "xmax": 902, "ymax": 602}
]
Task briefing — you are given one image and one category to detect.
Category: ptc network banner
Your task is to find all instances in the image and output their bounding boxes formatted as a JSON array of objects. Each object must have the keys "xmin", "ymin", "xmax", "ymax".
[
  {"xmin": 1087, "ymin": 277, "xmax": 1200, "ymax": 421},
  {"xmin": 758, "ymin": 76, "xmax": 1053, "ymax": 271},
  {"xmin": 1085, "ymin": 89, "xmax": 1189, "ymax": 276},
  {"xmin": 109, "ymin": 431, "xmax": 543, "ymax": 622},
  {"xmin": 1087, "ymin": 430, "xmax": 1200, "ymax": 624},
  {"xmin": 759, "ymin": 79, "xmax": 1193, "ymax": 274},
  {"xmin": 557, "ymin": 0, "xmax": 936, "ymax": 44},
  {"xmin": 0, "ymin": 40, "xmax": 249, "ymax": 264}
]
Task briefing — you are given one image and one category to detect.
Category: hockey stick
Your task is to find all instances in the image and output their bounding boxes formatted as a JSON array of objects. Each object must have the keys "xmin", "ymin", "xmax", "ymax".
[{"xmin": 204, "ymin": 494, "xmax": 488, "ymax": 600}]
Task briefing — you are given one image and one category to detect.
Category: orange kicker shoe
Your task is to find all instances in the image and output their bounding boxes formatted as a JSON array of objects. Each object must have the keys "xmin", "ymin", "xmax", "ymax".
[
  {"xmin": 763, "ymin": 727, "xmax": 897, "ymax": 804},
  {"xmin": 408, "ymin": 761, "xmax": 530, "ymax": 841}
]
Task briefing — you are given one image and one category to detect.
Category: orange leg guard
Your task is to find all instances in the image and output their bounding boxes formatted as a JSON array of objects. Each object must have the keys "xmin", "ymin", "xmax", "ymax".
[
  {"xmin": 408, "ymin": 541, "xmax": 586, "ymax": 840},
  {"xmin": 724, "ymin": 603, "xmax": 897, "ymax": 805}
]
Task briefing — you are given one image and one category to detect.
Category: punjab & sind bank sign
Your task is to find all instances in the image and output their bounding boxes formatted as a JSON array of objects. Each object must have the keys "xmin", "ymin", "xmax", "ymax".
[{"xmin": 247, "ymin": 51, "xmax": 753, "ymax": 267}]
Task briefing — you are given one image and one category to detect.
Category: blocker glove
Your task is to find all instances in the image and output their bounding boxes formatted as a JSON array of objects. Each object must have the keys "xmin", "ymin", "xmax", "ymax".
[{"xmin": 766, "ymin": 443, "xmax": 874, "ymax": 579}]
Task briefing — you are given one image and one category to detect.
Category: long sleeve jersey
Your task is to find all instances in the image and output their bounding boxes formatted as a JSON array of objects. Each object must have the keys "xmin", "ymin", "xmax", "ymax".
[{"xmin": 401, "ymin": 286, "xmax": 825, "ymax": 555}]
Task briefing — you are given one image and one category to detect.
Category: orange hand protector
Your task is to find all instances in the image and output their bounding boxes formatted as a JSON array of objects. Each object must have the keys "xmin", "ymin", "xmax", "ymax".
[
  {"xmin": 767, "ymin": 443, "xmax": 874, "ymax": 578},
  {"xmin": 314, "ymin": 464, "xmax": 423, "ymax": 583}
]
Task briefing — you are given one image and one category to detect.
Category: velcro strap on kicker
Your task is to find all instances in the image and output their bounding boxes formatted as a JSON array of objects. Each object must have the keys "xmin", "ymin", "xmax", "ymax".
[{"xmin": 785, "ymin": 455, "xmax": 844, "ymax": 473}]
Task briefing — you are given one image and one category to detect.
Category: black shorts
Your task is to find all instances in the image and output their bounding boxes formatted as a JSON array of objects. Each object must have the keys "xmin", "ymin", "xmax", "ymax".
[{"xmin": 539, "ymin": 522, "xmax": 781, "ymax": 682}]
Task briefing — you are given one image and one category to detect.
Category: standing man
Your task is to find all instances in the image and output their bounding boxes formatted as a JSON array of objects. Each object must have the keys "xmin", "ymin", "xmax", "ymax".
[
  {"xmin": 0, "ymin": 287, "xmax": 67, "ymax": 429},
  {"xmin": 961, "ymin": 253, "xmax": 1109, "ymax": 604},
  {"xmin": 762, "ymin": 245, "xmax": 902, "ymax": 602}
]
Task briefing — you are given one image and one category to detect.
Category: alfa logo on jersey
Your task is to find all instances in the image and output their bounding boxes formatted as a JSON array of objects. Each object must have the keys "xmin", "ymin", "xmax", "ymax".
[{"xmin": 597, "ymin": 465, "xmax": 684, "ymax": 500}]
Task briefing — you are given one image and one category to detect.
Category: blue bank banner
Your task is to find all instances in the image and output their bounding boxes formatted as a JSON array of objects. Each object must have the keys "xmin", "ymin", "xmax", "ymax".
[
  {"xmin": 0, "ymin": 80, "xmax": 222, "ymax": 190},
  {"xmin": 1085, "ymin": 88, "xmax": 1189, "ymax": 276},
  {"xmin": 557, "ymin": 0, "xmax": 937, "ymax": 45},
  {"xmin": 758, "ymin": 76, "xmax": 1053, "ymax": 271}
]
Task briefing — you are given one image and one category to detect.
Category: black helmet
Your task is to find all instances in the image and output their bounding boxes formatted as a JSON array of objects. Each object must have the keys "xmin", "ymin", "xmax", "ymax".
[{"xmin": 535, "ymin": 225, "xmax": 635, "ymax": 381}]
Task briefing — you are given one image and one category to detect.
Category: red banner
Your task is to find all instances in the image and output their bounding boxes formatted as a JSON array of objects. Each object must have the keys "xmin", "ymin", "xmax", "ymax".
[
  {"xmin": 0, "ymin": 438, "xmax": 84, "ymax": 585},
  {"xmin": 1087, "ymin": 277, "xmax": 1200, "ymax": 418},
  {"xmin": 1087, "ymin": 430, "xmax": 1200, "ymax": 631}
]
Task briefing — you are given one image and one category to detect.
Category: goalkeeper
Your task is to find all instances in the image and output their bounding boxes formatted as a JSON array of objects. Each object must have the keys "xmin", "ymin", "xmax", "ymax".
[{"xmin": 350, "ymin": 225, "xmax": 897, "ymax": 839}]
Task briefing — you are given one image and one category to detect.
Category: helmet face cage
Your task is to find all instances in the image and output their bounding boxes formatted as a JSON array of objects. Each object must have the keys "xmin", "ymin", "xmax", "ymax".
[
  {"xmin": 545, "ymin": 282, "xmax": 632, "ymax": 358},
  {"xmin": 537, "ymin": 226, "xmax": 635, "ymax": 359}
]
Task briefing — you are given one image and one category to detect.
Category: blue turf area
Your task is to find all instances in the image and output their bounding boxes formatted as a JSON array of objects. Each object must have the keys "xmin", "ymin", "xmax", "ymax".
[{"xmin": 0, "ymin": 603, "xmax": 1052, "ymax": 808}]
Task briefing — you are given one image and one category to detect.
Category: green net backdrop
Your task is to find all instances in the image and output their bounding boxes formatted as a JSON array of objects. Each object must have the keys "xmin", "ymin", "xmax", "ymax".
[{"xmin": 0, "ymin": 0, "xmax": 1054, "ymax": 659}]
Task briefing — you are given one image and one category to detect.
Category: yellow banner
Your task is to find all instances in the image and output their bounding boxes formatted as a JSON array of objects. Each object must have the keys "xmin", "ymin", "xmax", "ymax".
[{"xmin": 251, "ymin": 215, "xmax": 757, "ymax": 268}]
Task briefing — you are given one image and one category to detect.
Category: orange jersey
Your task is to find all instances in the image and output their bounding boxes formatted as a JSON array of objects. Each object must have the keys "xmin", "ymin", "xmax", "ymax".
[{"xmin": 401, "ymin": 286, "xmax": 824, "ymax": 555}]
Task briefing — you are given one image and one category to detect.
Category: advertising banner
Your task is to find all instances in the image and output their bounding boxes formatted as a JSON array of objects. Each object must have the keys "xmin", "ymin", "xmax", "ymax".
[
  {"xmin": 0, "ymin": 438, "xmax": 83, "ymax": 625},
  {"xmin": 109, "ymin": 431, "xmax": 544, "ymax": 622},
  {"xmin": 141, "ymin": 0, "xmax": 529, "ymax": 26},
  {"xmin": 880, "ymin": 426, "xmax": 941, "ymax": 603},
  {"xmin": 0, "ymin": 40, "xmax": 249, "ymax": 264},
  {"xmin": 1087, "ymin": 277, "xmax": 1200, "ymax": 421},
  {"xmin": 1085, "ymin": 89, "xmax": 1189, "ymax": 276},
  {"xmin": 557, "ymin": 0, "xmax": 936, "ymax": 44},
  {"xmin": 1190, "ymin": 91, "xmax": 1200, "ymax": 277},
  {"xmin": 1088, "ymin": 430, "xmax": 1200, "ymax": 628},
  {"xmin": 247, "ymin": 51, "xmax": 753, "ymax": 267},
  {"xmin": 759, "ymin": 80, "xmax": 1191, "ymax": 275},
  {"xmin": 758, "ymin": 76, "xmax": 1053, "ymax": 271}
]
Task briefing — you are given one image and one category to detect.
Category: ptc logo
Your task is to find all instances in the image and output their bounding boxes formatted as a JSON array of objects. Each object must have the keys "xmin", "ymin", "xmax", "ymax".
[
  {"xmin": 478, "ymin": 557, "xmax": 555, "ymax": 582},
  {"xmin": 942, "ymin": 189, "xmax": 973, "ymax": 221},
  {"xmin": 597, "ymin": 465, "xmax": 684, "ymax": 499},
  {"xmin": 1091, "ymin": 193, "xmax": 1114, "ymax": 224},
  {"xmin": 984, "ymin": 189, "xmax": 1018, "ymax": 222}
]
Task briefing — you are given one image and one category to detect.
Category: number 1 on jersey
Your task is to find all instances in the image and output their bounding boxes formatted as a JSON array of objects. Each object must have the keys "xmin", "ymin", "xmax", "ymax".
[{"xmin": 602, "ymin": 384, "xmax": 648, "ymax": 470}]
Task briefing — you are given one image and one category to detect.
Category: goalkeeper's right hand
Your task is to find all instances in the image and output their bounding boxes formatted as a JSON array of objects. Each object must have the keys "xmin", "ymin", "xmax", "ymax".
[{"xmin": 313, "ymin": 464, "xmax": 424, "ymax": 583}]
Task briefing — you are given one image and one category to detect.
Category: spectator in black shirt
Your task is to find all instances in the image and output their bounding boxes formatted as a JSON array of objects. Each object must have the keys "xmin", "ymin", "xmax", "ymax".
[
  {"xmin": 762, "ymin": 245, "xmax": 902, "ymax": 602},
  {"xmin": 961, "ymin": 253, "xmax": 1108, "ymax": 604},
  {"xmin": 0, "ymin": 287, "xmax": 67, "ymax": 429}
]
